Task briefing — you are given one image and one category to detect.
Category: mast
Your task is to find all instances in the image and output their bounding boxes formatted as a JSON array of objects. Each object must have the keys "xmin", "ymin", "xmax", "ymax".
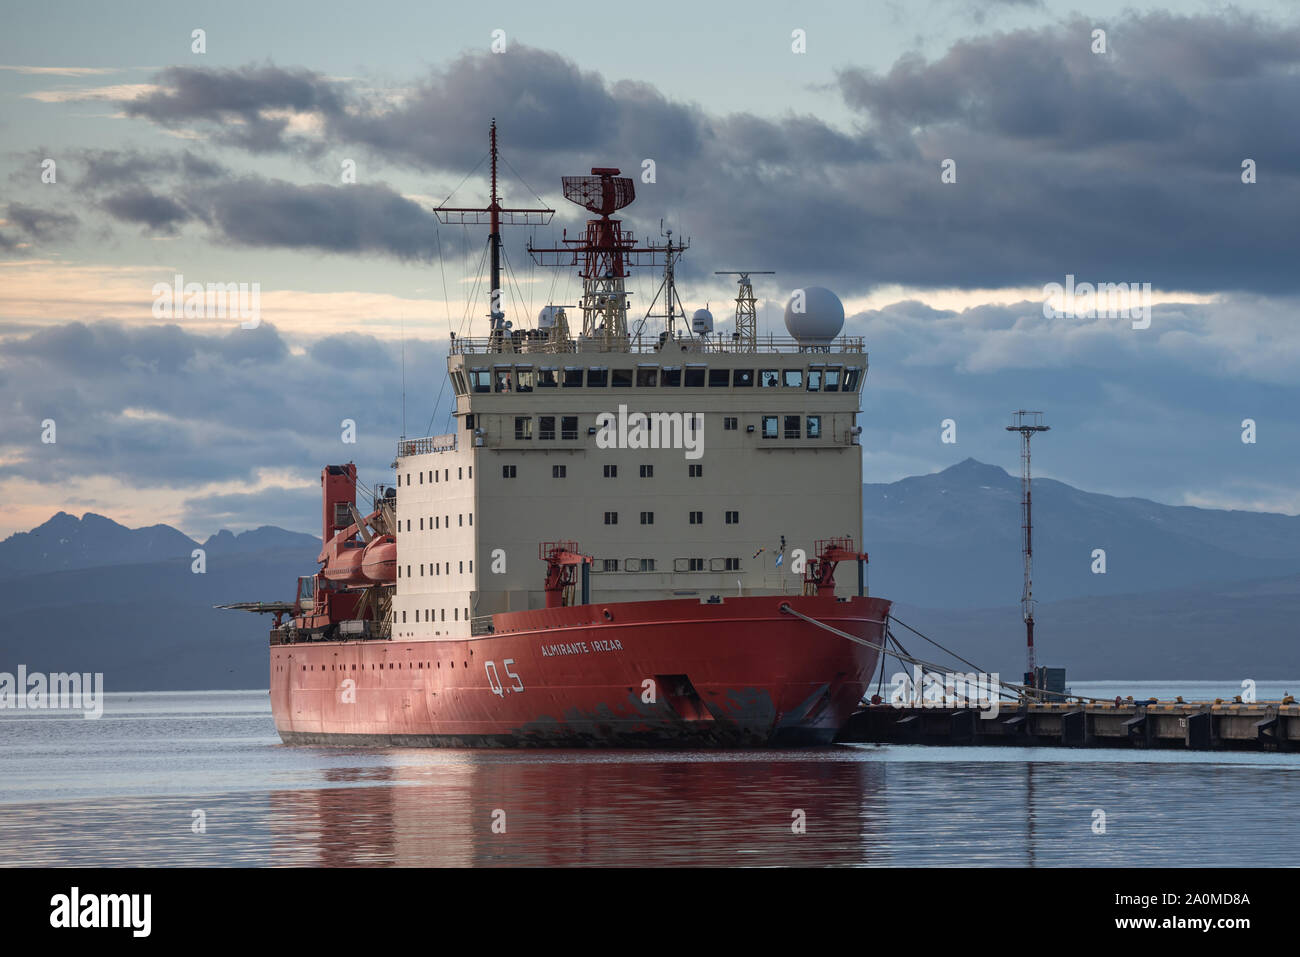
[
  {"xmin": 715, "ymin": 270, "xmax": 774, "ymax": 352},
  {"xmin": 528, "ymin": 168, "xmax": 675, "ymax": 350},
  {"xmin": 1006, "ymin": 410, "xmax": 1050, "ymax": 696},
  {"xmin": 434, "ymin": 120, "xmax": 554, "ymax": 348}
]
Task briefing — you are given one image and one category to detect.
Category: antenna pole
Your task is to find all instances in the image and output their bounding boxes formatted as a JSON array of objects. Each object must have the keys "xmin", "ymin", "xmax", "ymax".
[
  {"xmin": 714, "ymin": 271, "xmax": 775, "ymax": 352},
  {"xmin": 489, "ymin": 120, "xmax": 501, "ymax": 330},
  {"xmin": 1006, "ymin": 410, "xmax": 1050, "ymax": 697}
]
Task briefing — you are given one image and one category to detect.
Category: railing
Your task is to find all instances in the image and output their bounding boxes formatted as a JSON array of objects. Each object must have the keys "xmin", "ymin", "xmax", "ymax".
[
  {"xmin": 450, "ymin": 332, "xmax": 865, "ymax": 356},
  {"xmin": 397, "ymin": 433, "xmax": 457, "ymax": 457}
]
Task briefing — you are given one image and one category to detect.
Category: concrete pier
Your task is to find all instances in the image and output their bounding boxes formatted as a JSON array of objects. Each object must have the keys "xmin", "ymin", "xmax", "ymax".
[{"xmin": 837, "ymin": 699, "xmax": 1300, "ymax": 751}]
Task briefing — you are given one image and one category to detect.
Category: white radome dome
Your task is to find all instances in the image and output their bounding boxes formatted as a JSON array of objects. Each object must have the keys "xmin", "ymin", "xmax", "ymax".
[
  {"xmin": 538, "ymin": 305, "xmax": 565, "ymax": 328},
  {"xmin": 784, "ymin": 286, "xmax": 845, "ymax": 343},
  {"xmin": 691, "ymin": 307, "xmax": 714, "ymax": 335}
]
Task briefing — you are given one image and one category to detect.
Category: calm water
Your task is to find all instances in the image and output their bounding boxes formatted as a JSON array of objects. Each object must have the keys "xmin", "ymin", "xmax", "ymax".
[{"xmin": 2, "ymin": 683, "xmax": 1298, "ymax": 867}]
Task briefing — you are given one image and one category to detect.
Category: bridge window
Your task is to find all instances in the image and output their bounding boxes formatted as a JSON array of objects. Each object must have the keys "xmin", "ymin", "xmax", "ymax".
[
  {"xmin": 587, "ymin": 367, "xmax": 608, "ymax": 387},
  {"xmin": 516, "ymin": 368, "xmax": 534, "ymax": 392},
  {"xmin": 782, "ymin": 369, "xmax": 804, "ymax": 389},
  {"xmin": 807, "ymin": 367, "xmax": 823, "ymax": 392},
  {"xmin": 709, "ymin": 368, "xmax": 730, "ymax": 387},
  {"xmin": 683, "ymin": 366, "xmax": 706, "ymax": 387},
  {"xmin": 844, "ymin": 367, "xmax": 862, "ymax": 391},
  {"xmin": 494, "ymin": 368, "xmax": 512, "ymax": 392},
  {"xmin": 759, "ymin": 369, "xmax": 780, "ymax": 387},
  {"xmin": 824, "ymin": 367, "xmax": 842, "ymax": 392},
  {"xmin": 762, "ymin": 415, "xmax": 778, "ymax": 439},
  {"xmin": 734, "ymin": 369, "xmax": 754, "ymax": 387},
  {"xmin": 611, "ymin": 368, "xmax": 633, "ymax": 387},
  {"xmin": 537, "ymin": 367, "xmax": 558, "ymax": 388},
  {"xmin": 784, "ymin": 415, "xmax": 801, "ymax": 439},
  {"xmin": 563, "ymin": 367, "xmax": 584, "ymax": 388},
  {"xmin": 636, "ymin": 366, "xmax": 658, "ymax": 387},
  {"xmin": 660, "ymin": 367, "xmax": 681, "ymax": 387},
  {"xmin": 470, "ymin": 369, "xmax": 490, "ymax": 393}
]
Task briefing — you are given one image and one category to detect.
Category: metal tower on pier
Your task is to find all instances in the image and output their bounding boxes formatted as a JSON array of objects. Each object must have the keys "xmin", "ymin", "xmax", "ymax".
[{"xmin": 1006, "ymin": 410, "xmax": 1050, "ymax": 696}]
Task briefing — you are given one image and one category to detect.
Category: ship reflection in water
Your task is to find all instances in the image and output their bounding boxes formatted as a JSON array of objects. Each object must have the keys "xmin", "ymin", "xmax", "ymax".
[
  {"xmin": 3, "ymin": 691, "xmax": 1300, "ymax": 867},
  {"xmin": 269, "ymin": 756, "xmax": 883, "ymax": 867}
]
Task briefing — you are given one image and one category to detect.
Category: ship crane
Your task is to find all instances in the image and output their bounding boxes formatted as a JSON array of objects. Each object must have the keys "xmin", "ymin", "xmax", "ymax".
[
  {"xmin": 539, "ymin": 541, "xmax": 594, "ymax": 608},
  {"xmin": 803, "ymin": 537, "xmax": 870, "ymax": 598}
]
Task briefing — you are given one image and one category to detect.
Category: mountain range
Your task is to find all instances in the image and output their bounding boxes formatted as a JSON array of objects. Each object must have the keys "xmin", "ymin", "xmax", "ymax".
[{"xmin": 1, "ymin": 461, "xmax": 1297, "ymax": 688}]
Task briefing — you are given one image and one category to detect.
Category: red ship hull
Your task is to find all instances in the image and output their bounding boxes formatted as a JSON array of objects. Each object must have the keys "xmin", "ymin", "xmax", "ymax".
[{"xmin": 270, "ymin": 594, "xmax": 890, "ymax": 747}]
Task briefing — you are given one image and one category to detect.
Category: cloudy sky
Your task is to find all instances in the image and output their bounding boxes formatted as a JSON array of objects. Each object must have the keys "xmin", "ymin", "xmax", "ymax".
[{"xmin": 2, "ymin": 0, "xmax": 1298, "ymax": 539}]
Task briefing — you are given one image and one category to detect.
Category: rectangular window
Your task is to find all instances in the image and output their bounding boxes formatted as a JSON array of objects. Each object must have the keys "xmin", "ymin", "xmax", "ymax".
[
  {"xmin": 759, "ymin": 369, "xmax": 780, "ymax": 387},
  {"xmin": 516, "ymin": 368, "xmax": 534, "ymax": 392},
  {"xmin": 553, "ymin": 465, "xmax": 567, "ymax": 478},
  {"xmin": 688, "ymin": 558, "xmax": 705, "ymax": 572},
  {"xmin": 604, "ymin": 464, "xmax": 618, "ymax": 478},
  {"xmin": 689, "ymin": 511, "xmax": 703, "ymax": 525},
  {"xmin": 762, "ymin": 415, "xmax": 779, "ymax": 439},
  {"xmin": 537, "ymin": 367, "xmax": 558, "ymax": 388},
  {"xmin": 725, "ymin": 557, "xmax": 740, "ymax": 571},
  {"xmin": 807, "ymin": 367, "xmax": 823, "ymax": 392},
  {"xmin": 824, "ymin": 367, "xmax": 842, "ymax": 392},
  {"xmin": 784, "ymin": 415, "xmax": 802, "ymax": 439},
  {"xmin": 640, "ymin": 511, "xmax": 654, "ymax": 524},
  {"xmin": 470, "ymin": 369, "xmax": 491, "ymax": 393},
  {"xmin": 683, "ymin": 365, "xmax": 706, "ymax": 387},
  {"xmin": 502, "ymin": 465, "xmax": 517, "ymax": 478},
  {"xmin": 782, "ymin": 368, "xmax": 804, "ymax": 389},
  {"xmin": 844, "ymin": 367, "xmax": 862, "ymax": 391},
  {"xmin": 563, "ymin": 367, "xmax": 584, "ymax": 388},
  {"xmin": 640, "ymin": 464, "xmax": 654, "ymax": 478},
  {"xmin": 708, "ymin": 368, "xmax": 730, "ymax": 387},
  {"xmin": 734, "ymin": 369, "xmax": 754, "ymax": 387},
  {"xmin": 602, "ymin": 559, "xmax": 619, "ymax": 572},
  {"xmin": 561, "ymin": 416, "xmax": 578, "ymax": 440},
  {"xmin": 514, "ymin": 416, "xmax": 532, "ymax": 440},
  {"xmin": 418, "ymin": 472, "xmax": 423, "ymax": 484},
  {"xmin": 723, "ymin": 416, "xmax": 738, "ymax": 430},
  {"xmin": 689, "ymin": 464, "xmax": 703, "ymax": 477},
  {"xmin": 725, "ymin": 510, "xmax": 739, "ymax": 524},
  {"xmin": 807, "ymin": 415, "xmax": 822, "ymax": 439},
  {"xmin": 587, "ymin": 367, "xmax": 608, "ymax": 387},
  {"xmin": 604, "ymin": 512, "xmax": 618, "ymax": 525},
  {"xmin": 494, "ymin": 368, "xmax": 513, "ymax": 392},
  {"xmin": 465, "ymin": 414, "xmax": 475, "ymax": 431},
  {"xmin": 611, "ymin": 368, "xmax": 633, "ymax": 387},
  {"xmin": 538, "ymin": 415, "xmax": 556, "ymax": 440},
  {"xmin": 636, "ymin": 366, "xmax": 658, "ymax": 387},
  {"xmin": 419, "ymin": 518, "xmax": 424, "ymax": 530},
  {"xmin": 661, "ymin": 367, "xmax": 681, "ymax": 387}
]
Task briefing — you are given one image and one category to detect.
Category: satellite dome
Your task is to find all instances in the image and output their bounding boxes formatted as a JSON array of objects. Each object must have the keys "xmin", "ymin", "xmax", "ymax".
[
  {"xmin": 784, "ymin": 286, "xmax": 844, "ymax": 344},
  {"xmin": 538, "ymin": 305, "xmax": 565, "ymax": 328},
  {"xmin": 691, "ymin": 307, "xmax": 714, "ymax": 335}
]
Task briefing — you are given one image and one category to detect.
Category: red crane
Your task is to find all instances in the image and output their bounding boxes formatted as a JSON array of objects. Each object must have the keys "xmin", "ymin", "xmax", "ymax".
[{"xmin": 539, "ymin": 541, "xmax": 594, "ymax": 608}]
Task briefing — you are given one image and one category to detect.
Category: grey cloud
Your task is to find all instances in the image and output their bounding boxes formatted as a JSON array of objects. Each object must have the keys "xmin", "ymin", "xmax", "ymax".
[{"xmin": 100, "ymin": 187, "xmax": 196, "ymax": 233}]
